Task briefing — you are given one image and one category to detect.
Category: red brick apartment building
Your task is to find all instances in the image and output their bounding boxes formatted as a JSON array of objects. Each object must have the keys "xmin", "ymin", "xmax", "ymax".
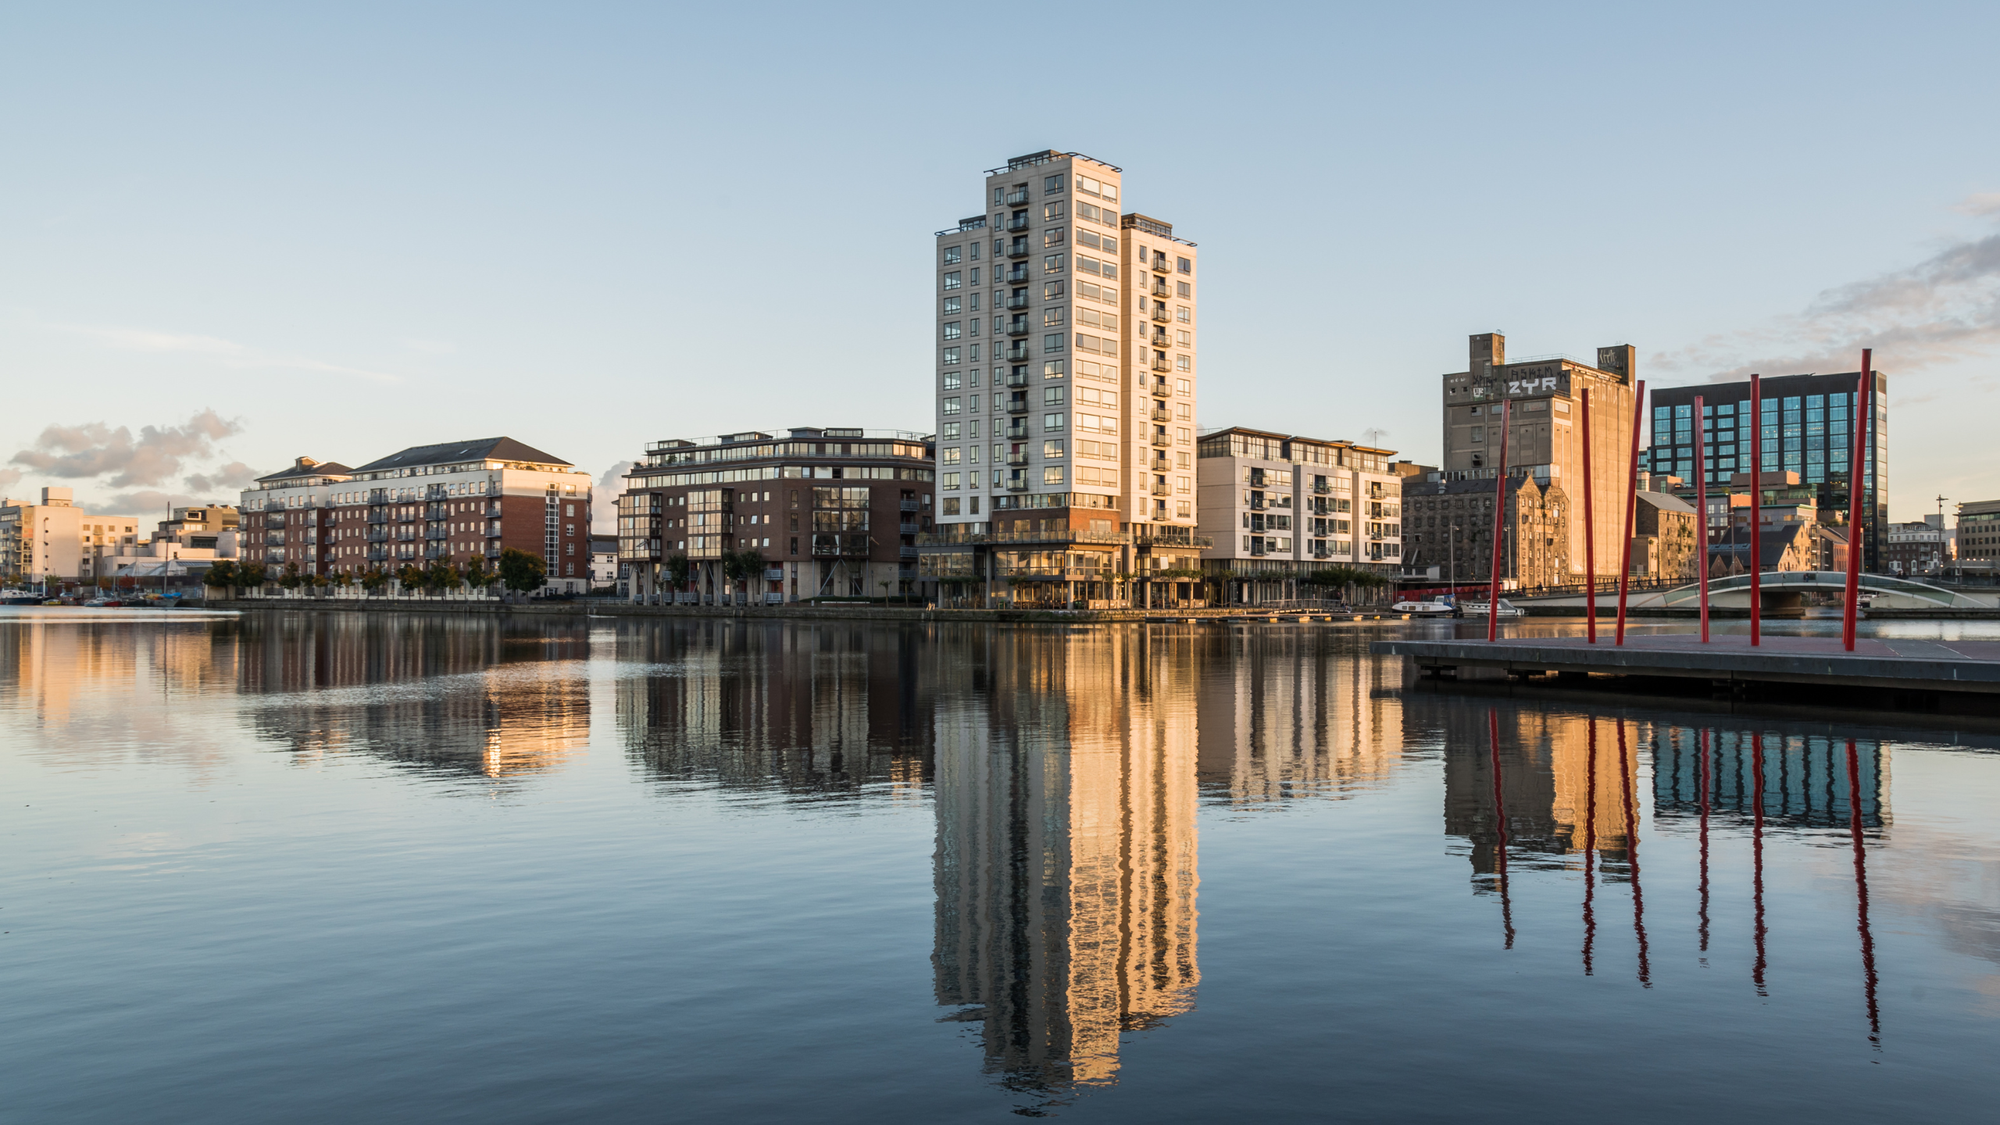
[
  {"xmin": 618, "ymin": 427, "xmax": 934, "ymax": 603},
  {"xmin": 241, "ymin": 437, "xmax": 593, "ymax": 594}
]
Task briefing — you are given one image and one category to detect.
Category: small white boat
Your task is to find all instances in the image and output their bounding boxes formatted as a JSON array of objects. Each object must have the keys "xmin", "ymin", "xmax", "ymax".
[
  {"xmin": 1461, "ymin": 598, "xmax": 1525, "ymax": 618},
  {"xmin": 1392, "ymin": 599, "xmax": 1459, "ymax": 616}
]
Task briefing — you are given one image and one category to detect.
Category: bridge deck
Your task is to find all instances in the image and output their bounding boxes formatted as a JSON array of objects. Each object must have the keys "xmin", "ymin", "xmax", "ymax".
[{"xmin": 1369, "ymin": 633, "xmax": 2000, "ymax": 695}]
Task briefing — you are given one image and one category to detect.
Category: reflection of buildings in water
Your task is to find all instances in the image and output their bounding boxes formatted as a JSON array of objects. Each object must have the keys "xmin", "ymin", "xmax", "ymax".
[
  {"xmin": 1196, "ymin": 632, "xmax": 1405, "ymax": 805},
  {"xmin": 616, "ymin": 619, "xmax": 934, "ymax": 797},
  {"xmin": 236, "ymin": 613, "xmax": 591, "ymax": 780},
  {"xmin": 1650, "ymin": 728, "xmax": 1888, "ymax": 830},
  {"xmin": 933, "ymin": 629, "xmax": 1199, "ymax": 1098},
  {"xmin": 1440, "ymin": 705, "xmax": 1633, "ymax": 879}
]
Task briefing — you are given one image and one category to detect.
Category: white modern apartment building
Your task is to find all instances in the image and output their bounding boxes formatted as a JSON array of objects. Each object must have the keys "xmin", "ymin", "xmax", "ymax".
[
  {"xmin": 0, "ymin": 488, "xmax": 142, "ymax": 586},
  {"xmin": 921, "ymin": 149, "xmax": 1209, "ymax": 608},
  {"xmin": 1195, "ymin": 427, "xmax": 1403, "ymax": 601}
]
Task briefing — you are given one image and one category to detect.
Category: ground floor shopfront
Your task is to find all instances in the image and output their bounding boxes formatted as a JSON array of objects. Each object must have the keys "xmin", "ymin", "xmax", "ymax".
[
  {"xmin": 916, "ymin": 526, "xmax": 1212, "ymax": 610},
  {"xmin": 625, "ymin": 555, "xmax": 917, "ymax": 605}
]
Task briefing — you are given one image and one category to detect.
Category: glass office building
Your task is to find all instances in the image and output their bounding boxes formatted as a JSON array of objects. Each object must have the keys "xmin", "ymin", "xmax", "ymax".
[{"xmin": 1644, "ymin": 370, "xmax": 1887, "ymax": 570}]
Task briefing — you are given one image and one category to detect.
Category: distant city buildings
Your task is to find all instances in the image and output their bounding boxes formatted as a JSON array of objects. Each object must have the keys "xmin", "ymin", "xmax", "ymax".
[
  {"xmin": 1628, "ymin": 488, "xmax": 1699, "ymax": 580},
  {"xmin": 0, "ymin": 488, "xmax": 141, "ymax": 586},
  {"xmin": 617, "ymin": 428, "xmax": 933, "ymax": 604},
  {"xmin": 1644, "ymin": 370, "xmax": 1888, "ymax": 571},
  {"xmin": 239, "ymin": 437, "xmax": 593, "ymax": 594},
  {"xmin": 1954, "ymin": 499, "xmax": 2000, "ymax": 577},
  {"xmin": 1883, "ymin": 518, "xmax": 1949, "ymax": 577}
]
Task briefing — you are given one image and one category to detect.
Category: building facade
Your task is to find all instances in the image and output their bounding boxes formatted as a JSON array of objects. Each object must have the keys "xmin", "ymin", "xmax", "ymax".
[
  {"xmin": 1194, "ymin": 427, "xmax": 1402, "ymax": 599},
  {"xmin": 1629, "ymin": 490, "xmax": 1699, "ymax": 580},
  {"xmin": 0, "ymin": 488, "xmax": 141, "ymax": 586},
  {"xmin": 1437, "ymin": 334, "xmax": 1636, "ymax": 585},
  {"xmin": 239, "ymin": 438, "xmax": 593, "ymax": 594},
  {"xmin": 1644, "ymin": 369, "xmax": 1887, "ymax": 570},
  {"xmin": 618, "ymin": 428, "xmax": 933, "ymax": 604},
  {"xmin": 1399, "ymin": 473, "xmax": 1571, "ymax": 592},
  {"xmin": 921, "ymin": 150, "xmax": 1207, "ymax": 608},
  {"xmin": 1951, "ymin": 499, "xmax": 1999, "ymax": 571},
  {"xmin": 98, "ymin": 505, "xmax": 243, "ymax": 581},
  {"xmin": 1882, "ymin": 520, "xmax": 1947, "ymax": 577}
]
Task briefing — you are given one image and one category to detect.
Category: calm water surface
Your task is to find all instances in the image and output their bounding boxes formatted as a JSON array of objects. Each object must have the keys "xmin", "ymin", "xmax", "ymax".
[{"xmin": 2, "ymin": 609, "xmax": 1997, "ymax": 1122}]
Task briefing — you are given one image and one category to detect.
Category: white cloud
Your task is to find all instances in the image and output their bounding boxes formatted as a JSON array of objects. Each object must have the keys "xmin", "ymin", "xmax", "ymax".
[
  {"xmin": 11, "ymin": 409, "xmax": 244, "ymax": 488},
  {"xmin": 592, "ymin": 461, "xmax": 632, "ymax": 534},
  {"xmin": 184, "ymin": 461, "xmax": 261, "ymax": 494},
  {"xmin": 1953, "ymin": 192, "xmax": 2000, "ymax": 218}
]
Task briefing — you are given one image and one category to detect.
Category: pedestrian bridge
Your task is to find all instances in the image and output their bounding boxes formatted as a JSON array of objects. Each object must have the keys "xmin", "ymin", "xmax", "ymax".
[{"xmin": 1659, "ymin": 571, "xmax": 1996, "ymax": 610}]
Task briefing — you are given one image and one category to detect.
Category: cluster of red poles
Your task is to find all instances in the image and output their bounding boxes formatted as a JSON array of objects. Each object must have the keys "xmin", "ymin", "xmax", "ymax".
[{"xmin": 1482, "ymin": 349, "xmax": 1876, "ymax": 652}]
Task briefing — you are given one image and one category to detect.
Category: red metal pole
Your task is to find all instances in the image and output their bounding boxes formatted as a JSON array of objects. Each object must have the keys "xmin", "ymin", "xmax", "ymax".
[
  {"xmin": 1695, "ymin": 394, "xmax": 1709, "ymax": 642},
  {"xmin": 1843, "ymin": 350, "xmax": 1872, "ymax": 651},
  {"xmin": 1748, "ymin": 374, "xmax": 1762, "ymax": 646},
  {"xmin": 1487, "ymin": 398, "xmax": 1511, "ymax": 642},
  {"xmin": 1583, "ymin": 389, "xmax": 1596, "ymax": 643},
  {"xmin": 1488, "ymin": 709, "xmax": 1514, "ymax": 948},
  {"xmin": 1615, "ymin": 380, "xmax": 1646, "ymax": 644},
  {"xmin": 1846, "ymin": 738, "xmax": 1881, "ymax": 1041}
]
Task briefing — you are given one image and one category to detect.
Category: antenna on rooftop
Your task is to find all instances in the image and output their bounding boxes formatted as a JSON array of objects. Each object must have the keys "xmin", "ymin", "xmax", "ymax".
[{"xmin": 1362, "ymin": 427, "xmax": 1388, "ymax": 447}]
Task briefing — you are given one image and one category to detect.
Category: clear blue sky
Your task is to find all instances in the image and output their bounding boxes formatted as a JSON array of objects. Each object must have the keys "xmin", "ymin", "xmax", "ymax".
[{"xmin": 5, "ymin": 2, "xmax": 1997, "ymax": 529}]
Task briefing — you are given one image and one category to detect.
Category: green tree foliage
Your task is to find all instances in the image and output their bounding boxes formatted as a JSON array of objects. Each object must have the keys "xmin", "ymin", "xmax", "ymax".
[
  {"xmin": 396, "ymin": 563, "xmax": 424, "ymax": 590},
  {"xmin": 426, "ymin": 559, "xmax": 461, "ymax": 594},
  {"xmin": 664, "ymin": 553, "xmax": 692, "ymax": 591},
  {"xmin": 719, "ymin": 547, "xmax": 764, "ymax": 596},
  {"xmin": 497, "ymin": 547, "xmax": 546, "ymax": 594},
  {"xmin": 203, "ymin": 560, "xmax": 239, "ymax": 590},
  {"xmin": 360, "ymin": 567, "xmax": 388, "ymax": 593},
  {"xmin": 278, "ymin": 562, "xmax": 303, "ymax": 590},
  {"xmin": 462, "ymin": 557, "xmax": 495, "ymax": 594},
  {"xmin": 237, "ymin": 561, "xmax": 269, "ymax": 589}
]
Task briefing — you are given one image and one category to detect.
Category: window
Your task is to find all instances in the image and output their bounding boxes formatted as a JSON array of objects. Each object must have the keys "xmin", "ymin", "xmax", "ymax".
[
  {"xmin": 1177, "ymin": 427, "xmax": 1190, "ymax": 444},
  {"xmin": 1044, "ymin": 228, "xmax": 1065, "ymax": 247},
  {"xmin": 1044, "ymin": 333, "xmax": 1065, "ymax": 352},
  {"xmin": 1044, "ymin": 280, "xmax": 1065, "ymax": 299},
  {"xmin": 944, "ymin": 246, "xmax": 962, "ymax": 265},
  {"xmin": 942, "ymin": 472, "xmax": 960, "ymax": 489},
  {"xmin": 942, "ymin": 322, "xmax": 961, "ymax": 340},
  {"xmin": 1044, "ymin": 253, "xmax": 1065, "ymax": 274},
  {"xmin": 943, "ymin": 397, "xmax": 961, "ymax": 415},
  {"xmin": 942, "ymin": 296, "xmax": 961, "ymax": 314},
  {"xmin": 1043, "ymin": 360, "xmax": 1065, "ymax": 378},
  {"xmin": 1177, "ymin": 281, "xmax": 1190, "ymax": 297},
  {"xmin": 1044, "ymin": 174, "xmax": 1064, "ymax": 195},
  {"xmin": 1044, "ymin": 386, "xmax": 1067, "ymax": 406},
  {"xmin": 968, "ymin": 267, "xmax": 978, "ymax": 284},
  {"xmin": 968, "ymin": 292, "xmax": 979, "ymax": 311},
  {"xmin": 1045, "ymin": 413, "xmax": 1066, "ymax": 432},
  {"xmin": 968, "ymin": 243, "xmax": 979, "ymax": 260},
  {"xmin": 1175, "ymin": 355, "xmax": 1190, "ymax": 371},
  {"xmin": 942, "ymin": 448, "xmax": 961, "ymax": 465},
  {"xmin": 1177, "ymin": 476, "xmax": 1191, "ymax": 494},
  {"xmin": 1177, "ymin": 403, "xmax": 1191, "ymax": 420},
  {"xmin": 1177, "ymin": 330, "xmax": 1191, "ymax": 347},
  {"xmin": 1176, "ymin": 378, "xmax": 1190, "ymax": 395},
  {"xmin": 943, "ymin": 271, "xmax": 961, "ymax": 290},
  {"xmin": 942, "ymin": 497, "xmax": 961, "ymax": 515},
  {"xmin": 1043, "ymin": 466, "xmax": 1065, "ymax": 486},
  {"xmin": 942, "ymin": 347, "xmax": 960, "ymax": 365},
  {"xmin": 1043, "ymin": 307, "xmax": 1065, "ymax": 327},
  {"xmin": 1043, "ymin": 439, "xmax": 1065, "ymax": 458},
  {"xmin": 1177, "ymin": 257, "xmax": 1192, "ymax": 273},
  {"xmin": 1177, "ymin": 305, "xmax": 1190, "ymax": 322}
]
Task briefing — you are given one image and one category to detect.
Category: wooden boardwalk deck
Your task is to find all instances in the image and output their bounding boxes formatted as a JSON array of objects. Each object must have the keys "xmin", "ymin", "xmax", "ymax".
[{"xmin": 1370, "ymin": 633, "xmax": 2000, "ymax": 695}]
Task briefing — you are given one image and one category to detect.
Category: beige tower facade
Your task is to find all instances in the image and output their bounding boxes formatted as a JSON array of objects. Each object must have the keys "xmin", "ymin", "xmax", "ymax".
[
  {"xmin": 924, "ymin": 150, "xmax": 1207, "ymax": 608},
  {"xmin": 1438, "ymin": 333, "xmax": 1636, "ymax": 584}
]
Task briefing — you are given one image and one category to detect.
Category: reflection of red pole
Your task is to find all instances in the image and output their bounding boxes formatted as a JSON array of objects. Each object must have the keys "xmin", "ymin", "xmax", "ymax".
[
  {"xmin": 1619, "ymin": 720, "xmax": 1650, "ymax": 987},
  {"xmin": 1752, "ymin": 730, "xmax": 1768, "ymax": 996},
  {"xmin": 1749, "ymin": 374, "xmax": 1763, "ymax": 646},
  {"xmin": 1487, "ymin": 399, "xmax": 1512, "ymax": 642},
  {"xmin": 1846, "ymin": 738, "xmax": 1881, "ymax": 1043},
  {"xmin": 1615, "ymin": 380, "xmax": 1646, "ymax": 645},
  {"xmin": 1489, "ymin": 710, "xmax": 1515, "ymax": 948},
  {"xmin": 1695, "ymin": 394, "xmax": 1710, "ymax": 642},
  {"xmin": 1583, "ymin": 389, "xmax": 1597, "ymax": 642},
  {"xmin": 1698, "ymin": 727, "xmax": 1712, "ymax": 953},
  {"xmin": 1582, "ymin": 715, "xmax": 1598, "ymax": 975},
  {"xmin": 1843, "ymin": 351, "xmax": 1872, "ymax": 651}
]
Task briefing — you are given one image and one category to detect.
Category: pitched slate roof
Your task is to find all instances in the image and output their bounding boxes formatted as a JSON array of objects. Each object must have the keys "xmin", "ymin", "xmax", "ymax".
[
  {"xmin": 349, "ymin": 437, "xmax": 572, "ymax": 473},
  {"xmin": 255, "ymin": 458, "xmax": 353, "ymax": 483}
]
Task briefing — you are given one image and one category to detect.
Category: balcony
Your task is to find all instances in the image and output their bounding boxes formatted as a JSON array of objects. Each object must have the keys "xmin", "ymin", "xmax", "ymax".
[
  {"xmin": 1005, "ymin": 478, "xmax": 1029, "ymax": 492},
  {"xmin": 1150, "ymin": 379, "xmax": 1172, "ymax": 397},
  {"xmin": 1151, "ymin": 406, "xmax": 1172, "ymax": 423},
  {"xmin": 1004, "ymin": 188, "xmax": 1029, "ymax": 205},
  {"xmin": 485, "ymin": 546, "xmax": 501, "ymax": 559},
  {"xmin": 264, "ymin": 532, "xmax": 286, "ymax": 546},
  {"xmin": 1006, "ymin": 241, "xmax": 1030, "ymax": 258},
  {"xmin": 1006, "ymin": 319, "xmax": 1030, "ymax": 337},
  {"xmin": 1005, "ymin": 294, "xmax": 1030, "ymax": 310},
  {"xmin": 899, "ymin": 520, "xmax": 921, "ymax": 534},
  {"xmin": 1006, "ymin": 396, "xmax": 1030, "ymax": 414},
  {"xmin": 367, "ymin": 529, "xmax": 389, "ymax": 543},
  {"xmin": 1151, "ymin": 431, "xmax": 1172, "ymax": 448},
  {"xmin": 900, "ymin": 545, "xmax": 920, "ymax": 560},
  {"xmin": 368, "ymin": 512, "xmax": 389, "ymax": 525},
  {"xmin": 1151, "ymin": 357, "xmax": 1173, "ymax": 372},
  {"xmin": 368, "ymin": 547, "xmax": 390, "ymax": 562},
  {"xmin": 423, "ymin": 546, "xmax": 445, "ymax": 560},
  {"xmin": 425, "ymin": 503, "xmax": 448, "ymax": 519},
  {"xmin": 1005, "ymin": 343, "xmax": 1031, "ymax": 362},
  {"xmin": 918, "ymin": 527, "xmax": 1132, "ymax": 547},
  {"xmin": 1005, "ymin": 451, "xmax": 1030, "ymax": 466},
  {"xmin": 899, "ymin": 498, "xmax": 921, "ymax": 512},
  {"xmin": 810, "ymin": 535, "xmax": 871, "ymax": 558},
  {"xmin": 426, "ymin": 528, "xmax": 448, "ymax": 541},
  {"xmin": 1151, "ymin": 482, "xmax": 1172, "ymax": 496},
  {"xmin": 1151, "ymin": 257, "xmax": 1171, "ymax": 273},
  {"xmin": 485, "ymin": 502, "xmax": 503, "ymax": 516},
  {"xmin": 1150, "ymin": 331, "xmax": 1171, "ymax": 348},
  {"xmin": 264, "ymin": 514, "xmax": 286, "ymax": 529},
  {"xmin": 485, "ymin": 525, "xmax": 502, "ymax": 537},
  {"xmin": 1004, "ymin": 421, "xmax": 1029, "ymax": 440},
  {"xmin": 1004, "ymin": 370, "xmax": 1029, "ymax": 387},
  {"xmin": 1151, "ymin": 306, "xmax": 1171, "ymax": 322},
  {"xmin": 1004, "ymin": 264, "xmax": 1029, "ymax": 283},
  {"xmin": 1005, "ymin": 216, "xmax": 1029, "ymax": 232},
  {"xmin": 1150, "ymin": 456, "xmax": 1172, "ymax": 473},
  {"xmin": 1151, "ymin": 279, "xmax": 1171, "ymax": 297}
]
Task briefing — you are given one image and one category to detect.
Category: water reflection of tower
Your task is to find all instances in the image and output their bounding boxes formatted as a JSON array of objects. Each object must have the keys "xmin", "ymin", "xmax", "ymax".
[
  {"xmin": 1195, "ymin": 630, "xmax": 1406, "ymax": 804},
  {"xmin": 1439, "ymin": 704, "xmax": 1631, "ymax": 878},
  {"xmin": 932, "ymin": 628, "xmax": 1199, "ymax": 1099}
]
